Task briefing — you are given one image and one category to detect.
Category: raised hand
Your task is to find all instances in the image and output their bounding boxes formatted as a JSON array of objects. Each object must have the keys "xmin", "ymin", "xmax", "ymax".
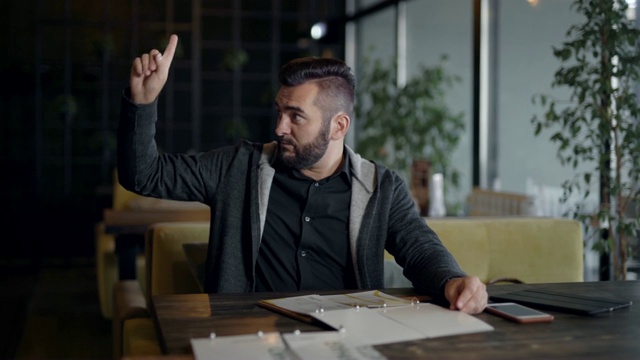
[{"xmin": 130, "ymin": 34, "xmax": 178, "ymax": 105}]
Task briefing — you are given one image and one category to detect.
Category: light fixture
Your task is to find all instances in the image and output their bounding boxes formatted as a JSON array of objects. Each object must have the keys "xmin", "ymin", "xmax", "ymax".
[{"xmin": 310, "ymin": 22, "xmax": 327, "ymax": 40}]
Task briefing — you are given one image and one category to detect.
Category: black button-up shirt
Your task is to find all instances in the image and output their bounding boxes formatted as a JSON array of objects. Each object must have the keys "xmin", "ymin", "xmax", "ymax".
[{"xmin": 255, "ymin": 152, "xmax": 356, "ymax": 291}]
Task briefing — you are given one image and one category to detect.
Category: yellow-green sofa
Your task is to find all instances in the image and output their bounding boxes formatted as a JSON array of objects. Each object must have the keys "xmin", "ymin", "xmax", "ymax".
[
  {"xmin": 113, "ymin": 216, "xmax": 583, "ymax": 358},
  {"xmin": 384, "ymin": 217, "xmax": 583, "ymax": 287}
]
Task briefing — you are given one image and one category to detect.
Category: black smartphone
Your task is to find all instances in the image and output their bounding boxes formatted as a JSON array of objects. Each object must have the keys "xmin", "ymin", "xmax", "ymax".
[{"xmin": 485, "ymin": 302, "xmax": 554, "ymax": 323}]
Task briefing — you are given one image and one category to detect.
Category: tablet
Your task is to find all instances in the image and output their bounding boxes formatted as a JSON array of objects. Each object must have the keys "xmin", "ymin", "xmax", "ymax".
[{"xmin": 490, "ymin": 289, "xmax": 632, "ymax": 316}]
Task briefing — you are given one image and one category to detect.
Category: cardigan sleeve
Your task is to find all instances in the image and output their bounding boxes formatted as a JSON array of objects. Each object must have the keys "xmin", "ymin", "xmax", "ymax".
[
  {"xmin": 116, "ymin": 88, "xmax": 232, "ymax": 204},
  {"xmin": 374, "ymin": 167, "xmax": 467, "ymax": 296}
]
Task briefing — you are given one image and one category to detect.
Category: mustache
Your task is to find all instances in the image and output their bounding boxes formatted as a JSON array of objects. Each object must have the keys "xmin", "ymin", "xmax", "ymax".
[{"xmin": 277, "ymin": 136, "xmax": 296, "ymax": 147}]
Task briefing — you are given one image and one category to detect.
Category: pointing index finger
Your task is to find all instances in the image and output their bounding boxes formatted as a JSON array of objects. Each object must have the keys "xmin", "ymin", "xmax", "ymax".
[{"xmin": 158, "ymin": 34, "xmax": 178, "ymax": 65}]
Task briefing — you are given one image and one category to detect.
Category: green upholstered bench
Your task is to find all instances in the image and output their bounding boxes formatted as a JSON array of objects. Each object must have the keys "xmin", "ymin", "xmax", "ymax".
[{"xmin": 384, "ymin": 216, "xmax": 584, "ymax": 287}]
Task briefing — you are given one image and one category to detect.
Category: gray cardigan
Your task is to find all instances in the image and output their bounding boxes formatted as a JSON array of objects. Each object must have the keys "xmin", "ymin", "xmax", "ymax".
[{"xmin": 117, "ymin": 93, "xmax": 466, "ymax": 296}]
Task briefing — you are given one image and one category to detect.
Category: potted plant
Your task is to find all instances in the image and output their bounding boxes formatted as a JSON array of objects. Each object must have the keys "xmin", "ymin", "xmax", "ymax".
[
  {"xmin": 531, "ymin": 0, "xmax": 640, "ymax": 280},
  {"xmin": 355, "ymin": 53, "xmax": 465, "ymax": 215}
]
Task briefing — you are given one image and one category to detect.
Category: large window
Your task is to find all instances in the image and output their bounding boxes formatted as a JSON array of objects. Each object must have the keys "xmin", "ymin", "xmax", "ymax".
[
  {"xmin": 350, "ymin": 0, "xmax": 472, "ymax": 207},
  {"xmin": 349, "ymin": 0, "xmax": 591, "ymax": 208},
  {"xmin": 348, "ymin": 0, "xmax": 619, "ymax": 280}
]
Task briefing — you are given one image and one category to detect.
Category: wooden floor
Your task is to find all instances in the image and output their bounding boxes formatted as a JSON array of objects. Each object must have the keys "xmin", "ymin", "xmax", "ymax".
[{"xmin": 1, "ymin": 258, "xmax": 112, "ymax": 359}]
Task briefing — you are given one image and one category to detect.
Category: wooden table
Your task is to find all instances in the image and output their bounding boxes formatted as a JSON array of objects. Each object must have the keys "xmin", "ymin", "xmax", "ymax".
[
  {"xmin": 103, "ymin": 208, "xmax": 210, "ymax": 235},
  {"xmin": 151, "ymin": 281, "xmax": 639, "ymax": 359}
]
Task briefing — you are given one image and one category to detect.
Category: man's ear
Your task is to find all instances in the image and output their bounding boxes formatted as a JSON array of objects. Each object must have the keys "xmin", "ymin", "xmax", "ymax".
[{"xmin": 331, "ymin": 112, "xmax": 350, "ymax": 140}]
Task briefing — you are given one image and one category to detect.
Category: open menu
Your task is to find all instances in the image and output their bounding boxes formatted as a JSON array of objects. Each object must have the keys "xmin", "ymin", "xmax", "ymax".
[
  {"xmin": 258, "ymin": 290, "xmax": 416, "ymax": 323},
  {"xmin": 191, "ymin": 291, "xmax": 493, "ymax": 359},
  {"xmin": 258, "ymin": 290, "xmax": 494, "ymax": 345}
]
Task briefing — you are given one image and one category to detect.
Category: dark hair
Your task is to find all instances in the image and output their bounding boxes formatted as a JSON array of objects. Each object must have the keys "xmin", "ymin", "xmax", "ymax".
[{"xmin": 278, "ymin": 57, "xmax": 356, "ymax": 121}]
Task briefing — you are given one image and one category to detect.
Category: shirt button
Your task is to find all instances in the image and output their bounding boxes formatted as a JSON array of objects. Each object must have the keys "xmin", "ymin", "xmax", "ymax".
[
  {"xmin": 314, "ymin": 182, "xmax": 319, "ymax": 187},
  {"xmin": 304, "ymin": 216, "xmax": 310, "ymax": 222},
  {"xmin": 301, "ymin": 251, "xmax": 307, "ymax": 257}
]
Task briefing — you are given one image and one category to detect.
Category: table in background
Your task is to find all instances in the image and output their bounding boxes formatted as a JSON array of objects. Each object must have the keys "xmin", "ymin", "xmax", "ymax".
[
  {"xmin": 103, "ymin": 208, "xmax": 210, "ymax": 235},
  {"xmin": 103, "ymin": 207, "xmax": 210, "ymax": 279},
  {"xmin": 152, "ymin": 281, "xmax": 640, "ymax": 359}
]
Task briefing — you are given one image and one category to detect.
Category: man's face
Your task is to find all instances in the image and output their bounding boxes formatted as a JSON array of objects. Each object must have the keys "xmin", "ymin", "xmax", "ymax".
[{"xmin": 274, "ymin": 82, "xmax": 331, "ymax": 170}]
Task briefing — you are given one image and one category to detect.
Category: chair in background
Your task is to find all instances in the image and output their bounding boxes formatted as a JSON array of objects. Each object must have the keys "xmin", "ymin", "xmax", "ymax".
[
  {"xmin": 96, "ymin": 171, "xmax": 146, "ymax": 320},
  {"xmin": 112, "ymin": 221, "xmax": 210, "ymax": 359},
  {"xmin": 466, "ymin": 187, "xmax": 534, "ymax": 216},
  {"xmin": 410, "ymin": 159, "xmax": 430, "ymax": 216}
]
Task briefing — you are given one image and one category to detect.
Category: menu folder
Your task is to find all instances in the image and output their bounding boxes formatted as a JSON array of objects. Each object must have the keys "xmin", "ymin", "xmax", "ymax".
[
  {"xmin": 490, "ymin": 289, "xmax": 632, "ymax": 316},
  {"xmin": 258, "ymin": 291, "xmax": 494, "ymax": 346},
  {"xmin": 257, "ymin": 291, "xmax": 414, "ymax": 324},
  {"xmin": 257, "ymin": 297, "xmax": 320, "ymax": 325}
]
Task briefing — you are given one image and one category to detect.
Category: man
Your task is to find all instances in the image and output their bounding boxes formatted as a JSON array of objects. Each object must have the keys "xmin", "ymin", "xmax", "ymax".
[{"xmin": 118, "ymin": 34, "xmax": 487, "ymax": 314}]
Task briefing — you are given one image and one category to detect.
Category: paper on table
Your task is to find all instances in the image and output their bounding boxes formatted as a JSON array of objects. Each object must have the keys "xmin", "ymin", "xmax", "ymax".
[
  {"xmin": 311, "ymin": 303, "xmax": 494, "ymax": 346},
  {"xmin": 260, "ymin": 290, "xmax": 412, "ymax": 315},
  {"xmin": 191, "ymin": 292, "xmax": 494, "ymax": 359},
  {"xmin": 190, "ymin": 332, "xmax": 296, "ymax": 360},
  {"xmin": 259, "ymin": 290, "xmax": 493, "ymax": 346},
  {"xmin": 258, "ymin": 290, "xmax": 413, "ymax": 324},
  {"xmin": 378, "ymin": 303, "xmax": 495, "ymax": 338},
  {"xmin": 262, "ymin": 294, "xmax": 354, "ymax": 314},
  {"xmin": 191, "ymin": 331, "xmax": 388, "ymax": 360},
  {"xmin": 282, "ymin": 331, "xmax": 387, "ymax": 360},
  {"xmin": 322, "ymin": 290, "xmax": 414, "ymax": 307},
  {"xmin": 311, "ymin": 307, "xmax": 427, "ymax": 345}
]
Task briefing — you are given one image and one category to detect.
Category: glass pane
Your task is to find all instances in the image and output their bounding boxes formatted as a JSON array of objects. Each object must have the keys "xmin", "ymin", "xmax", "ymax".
[
  {"xmin": 353, "ymin": 6, "xmax": 395, "ymax": 167},
  {"xmin": 203, "ymin": 79, "xmax": 234, "ymax": 107},
  {"xmin": 241, "ymin": 79, "xmax": 272, "ymax": 107},
  {"xmin": 355, "ymin": 6, "xmax": 394, "ymax": 63},
  {"xmin": 244, "ymin": 0, "xmax": 271, "ymax": 12},
  {"xmin": 405, "ymin": 0, "xmax": 473, "ymax": 208},
  {"xmin": 202, "ymin": 0, "xmax": 233, "ymax": 9},
  {"xmin": 244, "ymin": 49, "xmax": 272, "ymax": 73},
  {"xmin": 496, "ymin": 2, "xmax": 585, "ymax": 195},
  {"xmin": 242, "ymin": 16, "xmax": 271, "ymax": 42},
  {"xmin": 202, "ymin": 15, "xmax": 233, "ymax": 41},
  {"xmin": 139, "ymin": 0, "xmax": 166, "ymax": 22},
  {"xmin": 357, "ymin": 0, "xmax": 383, "ymax": 11},
  {"xmin": 175, "ymin": 1, "xmax": 192, "ymax": 23},
  {"xmin": 201, "ymin": 113, "xmax": 231, "ymax": 147},
  {"xmin": 172, "ymin": 89, "xmax": 193, "ymax": 123},
  {"xmin": 243, "ymin": 114, "xmax": 274, "ymax": 143}
]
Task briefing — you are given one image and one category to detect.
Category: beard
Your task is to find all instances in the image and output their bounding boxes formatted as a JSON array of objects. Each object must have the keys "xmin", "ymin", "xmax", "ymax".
[{"xmin": 277, "ymin": 122, "xmax": 331, "ymax": 170}]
